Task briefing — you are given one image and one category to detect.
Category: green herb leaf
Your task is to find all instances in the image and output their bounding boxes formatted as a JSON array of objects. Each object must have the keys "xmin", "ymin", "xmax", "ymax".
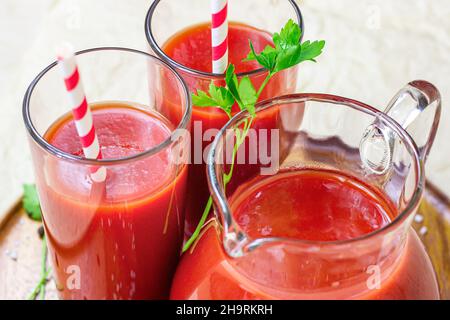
[
  {"xmin": 273, "ymin": 45, "xmax": 303, "ymax": 73},
  {"xmin": 192, "ymin": 89, "xmax": 218, "ymax": 107},
  {"xmin": 192, "ymin": 82, "xmax": 235, "ymax": 117},
  {"xmin": 243, "ymin": 42, "xmax": 278, "ymax": 71},
  {"xmin": 207, "ymin": 83, "xmax": 234, "ymax": 116},
  {"xmin": 238, "ymin": 76, "xmax": 257, "ymax": 116},
  {"xmin": 298, "ymin": 40, "xmax": 326, "ymax": 63},
  {"xmin": 23, "ymin": 184, "xmax": 42, "ymax": 221},
  {"xmin": 273, "ymin": 18, "xmax": 302, "ymax": 50},
  {"xmin": 225, "ymin": 64, "xmax": 242, "ymax": 106},
  {"xmin": 242, "ymin": 47, "xmax": 255, "ymax": 62},
  {"xmin": 225, "ymin": 65, "xmax": 257, "ymax": 114},
  {"xmin": 244, "ymin": 19, "xmax": 325, "ymax": 74}
]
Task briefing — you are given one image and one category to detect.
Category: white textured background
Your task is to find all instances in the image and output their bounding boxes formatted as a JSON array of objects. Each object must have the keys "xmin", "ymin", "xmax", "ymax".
[{"xmin": 0, "ymin": 0, "xmax": 449, "ymax": 221}]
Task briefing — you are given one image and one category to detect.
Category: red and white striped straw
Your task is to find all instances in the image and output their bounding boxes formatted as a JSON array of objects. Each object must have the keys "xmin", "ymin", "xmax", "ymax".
[
  {"xmin": 211, "ymin": 0, "xmax": 228, "ymax": 74},
  {"xmin": 57, "ymin": 45, "xmax": 106, "ymax": 183}
]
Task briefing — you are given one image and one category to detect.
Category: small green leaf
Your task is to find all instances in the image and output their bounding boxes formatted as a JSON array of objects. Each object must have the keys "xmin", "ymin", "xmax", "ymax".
[
  {"xmin": 248, "ymin": 43, "xmax": 278, "ymax": 72},
  {"xmin": 225, "ymin": 64, "xmax": 242, "ymax": 106},
  {"xmin": 191, "ymin": 83, "xmax": 235, "ymax": 117},
  {"xmin": 298, "ymin": 40, "xmax": 326, "ymax": 62},
  {"xmin": 238, "ymin": 76, "xmax": 257, "ymax": 115},
  {"xmin": 273, "ymin": 18, "xmax": 302, "ymax": 50},
  {"xmin": 245, "ymin": 19, "xmax": 325, "ymax": 75},
  {"xmin": 208, "ymin": 83, "xmax": 234, "ymax": 116},
  {"xmin": 273, "ymin": 45, "xmax": 303, "ymax": 73},
  {"xmin": 23, "ymin": 184, "xmax": 42, "ymax": 221},
  {"xmin": 242, "ymin": 50, "xmax": 256, "ymax": 62},
  {"xmin": 192, "ymin": 90, "xmax": 218, "ymax": 107}
]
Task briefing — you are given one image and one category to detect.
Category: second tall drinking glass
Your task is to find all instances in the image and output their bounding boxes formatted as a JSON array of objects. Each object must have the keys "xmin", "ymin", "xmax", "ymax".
[{"xmin": 146, "ymin": 0, "xmax": 304, "ymax": 235}]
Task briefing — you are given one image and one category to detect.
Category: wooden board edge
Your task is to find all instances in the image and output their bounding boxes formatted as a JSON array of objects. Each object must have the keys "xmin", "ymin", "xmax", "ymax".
[{"xmin": 0, "ymin": 197, "xmax": 22, "ymax": 232}]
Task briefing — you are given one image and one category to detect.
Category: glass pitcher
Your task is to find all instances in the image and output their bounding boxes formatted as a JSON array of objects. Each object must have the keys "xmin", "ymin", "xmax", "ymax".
[{"xmin": 171, "ymin": 80, "xmax": 441, "ymax": 300}]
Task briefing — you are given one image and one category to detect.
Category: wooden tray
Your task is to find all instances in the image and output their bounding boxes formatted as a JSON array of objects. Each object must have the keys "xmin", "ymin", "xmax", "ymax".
[{"xmin": 0, "ymin": 182, "xmax": 449, "ymax": 300}]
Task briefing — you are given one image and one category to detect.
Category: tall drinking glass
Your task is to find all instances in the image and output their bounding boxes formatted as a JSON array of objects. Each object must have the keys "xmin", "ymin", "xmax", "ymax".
[
  {"xmin": 146, "ymin": 0, "xmax": 304, "ymax": 235},
  {"xmin": 171, "ymin": 81, "xmax": 442, "ymax": 299},
  {"xmin": 23, "ymin": 48, "xmax": 191, "ymax": 299}
]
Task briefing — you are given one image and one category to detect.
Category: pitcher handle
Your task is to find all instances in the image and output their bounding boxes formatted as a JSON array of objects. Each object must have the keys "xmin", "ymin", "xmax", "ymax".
[
  {"xmin": 360, "ymin": 80, "xmax": 441, "ymax": 174},
  {"xmin": 383, "ymin": 80, "xmax": 441, "ymax": 163}
]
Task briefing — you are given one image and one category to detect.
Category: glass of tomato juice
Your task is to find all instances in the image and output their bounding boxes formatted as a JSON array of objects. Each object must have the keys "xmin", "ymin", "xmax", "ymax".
[
  {"xmin": 22, "ymin": 48, "xmax": 191, "ymax": 299},
  {"xmin": 171, "ymin": 81, "xmax": 442, "ymax": 299},
  {"xmin": 145, "ymin": 0, "xmax": 304, "ymax": 236}
]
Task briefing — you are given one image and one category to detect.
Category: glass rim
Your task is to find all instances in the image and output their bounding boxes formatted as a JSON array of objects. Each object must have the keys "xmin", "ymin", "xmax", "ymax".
[
  {"xmin": 207, "ymin": 93, "xmax": 425, "ymax": 249},
  {"xmin": 145, "ymin": 0, "xmax": 304, "ymax": 79},
  {"xmin": 22, "ymin": 46, "xmax": 192, "ymax": 166}
]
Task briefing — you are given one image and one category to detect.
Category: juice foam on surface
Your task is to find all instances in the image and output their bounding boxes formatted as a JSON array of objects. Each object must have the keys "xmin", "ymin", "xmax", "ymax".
[{"xmin": 45, "ymin": 102, "xmax": 174, "ymax": 201}]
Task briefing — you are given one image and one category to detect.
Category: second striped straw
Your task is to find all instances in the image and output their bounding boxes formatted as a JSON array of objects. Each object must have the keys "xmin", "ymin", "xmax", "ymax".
[
  {"xmin": 211, "ymin": 0, "xmax": 229, "ymax": 74},
  {"xmin": 57, "ymin": 45, "xmax": 107, "ymax": 183}
]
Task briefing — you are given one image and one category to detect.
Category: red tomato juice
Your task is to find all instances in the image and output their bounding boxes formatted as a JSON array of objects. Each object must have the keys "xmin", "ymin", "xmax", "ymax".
[
  {"xmin": 40, "ymin": 102, "xmax": 187, "ymax": 299},
  {"xmin": 162, "ymin": 22, "xmax": 298, "ymax": 235},
  {"xmin": 170, "ymin": 169, "xmax": 439, "ymax": 299}
]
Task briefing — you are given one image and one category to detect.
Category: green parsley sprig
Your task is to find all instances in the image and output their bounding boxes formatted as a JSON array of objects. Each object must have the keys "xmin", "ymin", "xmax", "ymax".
[
  {"xmin": 245, "ymin": 19, "xmax": 325, "ymax": 76},
  {"xmin": 184, "ymin": 19, "xmax": 325, "ymax": 252},
  {"xmin": 23, "ymin": 184, "xmax": 42, "ymax": 221},
  {"xmin": 23, "ymin": 184, "xmax": 50, "ymax": 300}
]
